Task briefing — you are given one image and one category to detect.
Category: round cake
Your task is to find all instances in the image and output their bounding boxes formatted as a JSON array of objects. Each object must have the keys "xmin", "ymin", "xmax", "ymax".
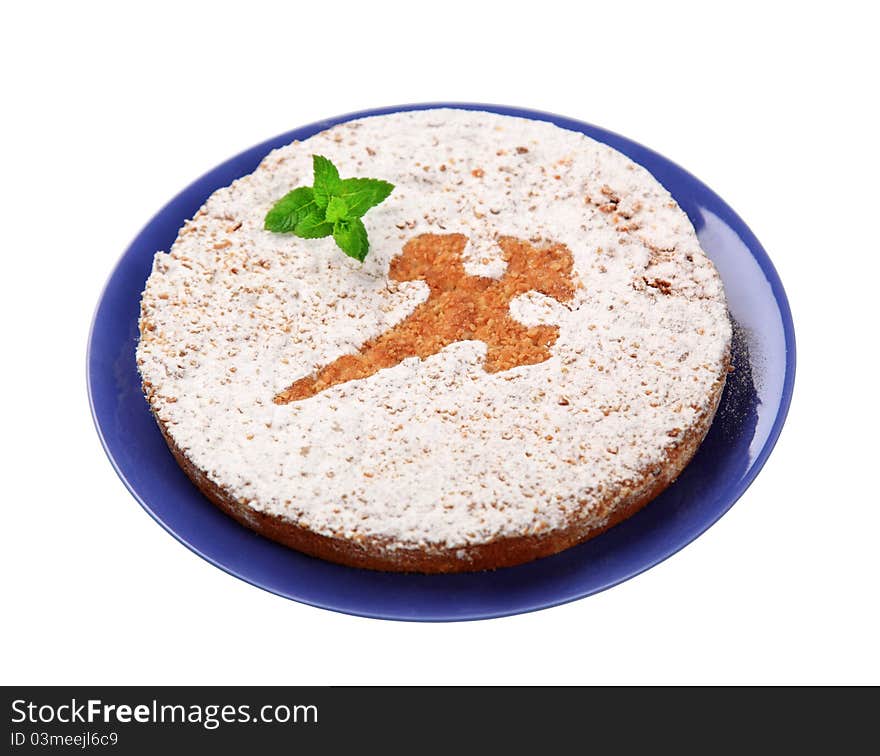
[{"xmin": 137, "ymin": 109, "xmax": 732, "ymax": 573}]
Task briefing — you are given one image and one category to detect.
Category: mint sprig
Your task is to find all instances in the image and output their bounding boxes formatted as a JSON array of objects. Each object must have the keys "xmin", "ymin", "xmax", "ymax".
[{"xmin": 264, "ymin": 155, "xmax": 394, "ymax": 262}]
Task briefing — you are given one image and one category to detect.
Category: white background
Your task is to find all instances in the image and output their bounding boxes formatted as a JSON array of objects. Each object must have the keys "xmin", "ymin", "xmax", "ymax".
[{"xmin": 2, "ymin": 1, "xmax": 877, "ymax": 685}]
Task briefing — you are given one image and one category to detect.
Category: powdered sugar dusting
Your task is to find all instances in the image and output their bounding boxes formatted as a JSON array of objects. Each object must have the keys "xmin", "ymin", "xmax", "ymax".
[{"xmin": 137, "ymin": 109, "xmax": 731, "ymax": 550}]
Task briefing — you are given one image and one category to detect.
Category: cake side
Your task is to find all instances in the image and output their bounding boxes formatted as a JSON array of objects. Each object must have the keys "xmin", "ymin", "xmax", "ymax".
[{"xmin": 153, "ymin": 350, "xmax": 726, "ymax": 572}]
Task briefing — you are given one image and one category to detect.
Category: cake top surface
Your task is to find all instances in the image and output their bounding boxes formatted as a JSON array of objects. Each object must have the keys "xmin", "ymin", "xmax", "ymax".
[{"xmin": 137, "ymin": 108, "xmax": 731, "ymax": 549}]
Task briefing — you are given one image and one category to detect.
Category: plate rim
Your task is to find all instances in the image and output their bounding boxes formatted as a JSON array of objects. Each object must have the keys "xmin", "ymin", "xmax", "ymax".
[{"xmin": 87, "ymin": 102, "xmax": 797, "ymax": 621}]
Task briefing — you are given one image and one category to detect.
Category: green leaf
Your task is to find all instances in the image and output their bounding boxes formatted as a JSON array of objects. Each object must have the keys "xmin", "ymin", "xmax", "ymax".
[
  {"xmin": 312, "ymin": 155, "xmax": 341, "ymax": 209},
  {"xmin": 337, "ymin": 178, "xmax": 394, "ymax": 218},
  {"xmin": 325, "ymin": 196, "xmax": 349, "ymax": 224},
  {"xmin": 263, "ymin": 155, "xmax": 394, "ymax": 263},
  {"xmin": 332, "ymin": 218, "xmax": 369, "ymax": 261},
  {"xmin": 264, "ymin": 187, "xmax": 318, "ymax": 233},
  {"xmin": 294, "ymin": 210, "xmax": 333, "ymax": 238}
]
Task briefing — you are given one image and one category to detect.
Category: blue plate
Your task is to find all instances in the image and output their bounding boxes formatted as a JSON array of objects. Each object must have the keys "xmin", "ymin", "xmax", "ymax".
[{"xmin": 87, "ymin": 103, "xmax": 796, "ymax": 621}]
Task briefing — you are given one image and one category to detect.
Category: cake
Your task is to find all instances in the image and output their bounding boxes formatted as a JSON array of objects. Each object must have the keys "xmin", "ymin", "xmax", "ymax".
[{"xmin": 137, "ymin": 108, "xmax": 732, "ymax": 572}]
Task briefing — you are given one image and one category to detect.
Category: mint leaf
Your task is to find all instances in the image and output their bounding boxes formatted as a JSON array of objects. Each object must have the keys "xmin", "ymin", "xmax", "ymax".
[
  {"xmin": 337, "ymin": 178, "xmax": 394, "ymax": 218},
  {"xmin": 294, "ymin": 210, "xmax": 333, "ymax": 238},
  {"xmin": 263, "ymin": 155, "xmax": 394, "ymax": 263},
  {"xmin": 312, "ymin": 155, "xmax": 341, "ymax": 209},
  {"xmin": 325, "ymin": 196, "xmax": 349, "ymax": 224},
  {"xmin": 264, "ymin": 187, "xmax": 318, "ymax": 233},
  {"xmin": 333, "ymin": 218, "xmax": 369, "ymax": 261}
]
